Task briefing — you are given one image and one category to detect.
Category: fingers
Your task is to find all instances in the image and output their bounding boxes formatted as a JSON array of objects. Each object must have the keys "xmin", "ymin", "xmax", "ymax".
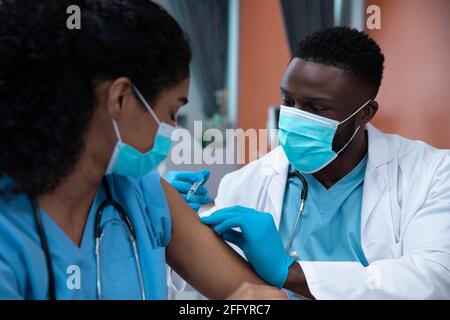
[
  {"xmin": 200, "ymin": 206, "xmax": 252, "ymax": 226},
  {"xmin": 220, "ymin": 230, "xmax": 244, "ymax": 247},
  {"xmin": 173, "ymin": 172, "xmax": 199, "ymax": 183},
  {"xmin": 213, "ymin": 217, "xmax": 243, "ymax": 234},
  {"xmin": 197, "ymin": 169, "xmax": 210, "ymax": 182},
  {"xmin": 201, "ymin": 208, "xmax": 240, "ymax": 225},
  {"xmin": 174, "ymin": 170, "xmax": 210, "ymax": 183}
]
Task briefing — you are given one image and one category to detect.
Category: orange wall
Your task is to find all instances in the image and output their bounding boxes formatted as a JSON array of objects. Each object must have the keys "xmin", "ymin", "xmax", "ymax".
[
  {"xmin": 368, "ymin": 0, "xmax": 450, "ymax": 148},
  {"xmin": 237, "ymin": 0, "xmax": 290, "ymax": 131}
]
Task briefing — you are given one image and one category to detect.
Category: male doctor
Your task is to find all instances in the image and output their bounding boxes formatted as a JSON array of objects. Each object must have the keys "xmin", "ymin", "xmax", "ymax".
[{"xmin": 167, "ymin": 27, "xmax": 450, "ymax": 299}]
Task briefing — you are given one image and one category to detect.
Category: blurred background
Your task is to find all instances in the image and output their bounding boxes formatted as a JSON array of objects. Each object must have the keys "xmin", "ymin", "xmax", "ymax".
[{"xmin": 155, "ymin": 0, "xmax": 450, "ymax": 197}]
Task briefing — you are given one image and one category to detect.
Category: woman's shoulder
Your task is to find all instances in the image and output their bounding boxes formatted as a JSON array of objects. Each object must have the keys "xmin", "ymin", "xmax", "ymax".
[
  {"xmin": 0, "ymin": 182, "xmax": 41, "ymax": 296},
  {"xmin": 106, "ymin": 171, "xmax": 166, "ymax": 203},
  {"xmin": 0, "ymin": 173, "xmax": 37, "ymax": 238},
  {"xmin": 0, "ymin": 191, "xmax": 38, "ymax": 249},
  {"xmin": 107, "ymin": 171, "xmax": 172, "ymax": 247}
]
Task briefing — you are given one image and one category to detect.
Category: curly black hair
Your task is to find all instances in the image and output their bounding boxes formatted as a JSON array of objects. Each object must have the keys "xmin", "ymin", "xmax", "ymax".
[
  {"xmin": 294, "ymin": 27, "xmax": 385, "ymax": 95},
  {"xmin": 0, "ymin": 0, "xmax": 191, "ymax": 197}
]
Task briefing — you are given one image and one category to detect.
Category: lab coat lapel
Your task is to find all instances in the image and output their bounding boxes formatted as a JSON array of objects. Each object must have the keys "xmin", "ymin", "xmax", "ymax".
[
  {"xmin": 361, "ymin": 166, "xmax": 386, "ymax": 234},
  {"xmin": 361, "ymin": 124, "xmax": 393, "ymax": 236},
  {"xmin": 266, "ymin": 147, "xmax": 290, "ymax": 228}
]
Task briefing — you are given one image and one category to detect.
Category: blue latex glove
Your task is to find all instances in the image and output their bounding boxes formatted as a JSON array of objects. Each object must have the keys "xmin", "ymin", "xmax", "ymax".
[
  {"xmin": 201, "ymin": 206, "xmax": 295, "ymax": 288},
  {"xmin": 165, "ymin": 170, "xmax": 211, "ymax": 212}
]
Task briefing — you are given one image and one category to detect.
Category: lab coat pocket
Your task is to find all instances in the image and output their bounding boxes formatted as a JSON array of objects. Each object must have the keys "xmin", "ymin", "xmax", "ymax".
[{"xmin": 103, "ymin": 256, "xmax": 142, "ymax": 300}]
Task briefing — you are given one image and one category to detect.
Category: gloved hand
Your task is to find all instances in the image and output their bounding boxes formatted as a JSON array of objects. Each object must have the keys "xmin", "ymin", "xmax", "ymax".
[
  {"xmin": 165, "ymin": 170, "xmax": 211, "ymax": 212},
  {"xmin": 201, "ymin": 206, "xmax": 295, "ymax": 288}
]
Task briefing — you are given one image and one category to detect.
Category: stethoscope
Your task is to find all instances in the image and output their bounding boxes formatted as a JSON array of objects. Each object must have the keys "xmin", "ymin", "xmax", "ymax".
[
  {"xmin": 284, "ymin": 170, "xmax": 308, "ymax": 260},
  {"xmin": 31, "ymin": 178, "xmax": 146, "ymax": 300}
]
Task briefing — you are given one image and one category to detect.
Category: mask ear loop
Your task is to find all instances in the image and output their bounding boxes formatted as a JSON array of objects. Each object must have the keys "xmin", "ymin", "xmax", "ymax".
[
  {"xmin": 112, "ymin": 119, "xmax": 124, "ymax": 143},
  {"xmin": 105, "ymin": 120, "xmax": 124, "ymax": 175},
  {"xmin": 336, "ymin": 125, "xmax": 361, "ymax": 155},
  {"xmin": 339, "ymin": 99, "xmax": 372, "ymax": 125},
  {"xmin": 336, "ymin": 99, "xmax": 372, "ymax": 155},
  {"xmin": 132, "ymin": 85, "xmax": 161, "ymax": 126}
]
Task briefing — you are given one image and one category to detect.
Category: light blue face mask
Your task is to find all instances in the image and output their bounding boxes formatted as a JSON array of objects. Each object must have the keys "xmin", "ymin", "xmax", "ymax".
[
  {"xmin": 278, "ymin": 99, "xmax": 371, "ymax": 174},
  {"xmin": 105, "ymin": 86, "xmax": 175, "ymax": 177}
]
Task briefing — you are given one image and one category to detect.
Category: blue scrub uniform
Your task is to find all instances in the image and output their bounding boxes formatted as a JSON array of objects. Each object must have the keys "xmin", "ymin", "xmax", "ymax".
[
  {"xmin": 279, "ymin": 155, "xmax": 369, "ymax": 265},
  {"xmin": 0, "ymin": 171, "xmax": 171, "ymax": 300}
]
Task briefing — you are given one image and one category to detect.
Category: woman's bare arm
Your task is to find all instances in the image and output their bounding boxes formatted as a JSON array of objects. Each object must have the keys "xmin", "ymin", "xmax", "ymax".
[{"xmin": 162, "ymin": 179, "xmax": 267, "ymax": 299}]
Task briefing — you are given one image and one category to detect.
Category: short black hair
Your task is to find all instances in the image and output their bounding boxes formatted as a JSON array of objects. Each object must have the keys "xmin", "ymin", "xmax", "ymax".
[
  {"xmin": 294, "ymin": 27, "xmax": 385, "ymax": 96},
  {"xmin": 0, "ymin": 0, "xmax": 191, "ymax": 197}
]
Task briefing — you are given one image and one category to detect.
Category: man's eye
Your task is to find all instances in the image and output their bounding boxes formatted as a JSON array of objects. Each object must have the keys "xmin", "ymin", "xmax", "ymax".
[
  {"xmin": 302, "ymin": 104, "xmax": 325, "ymax": 115},
  {"xmin": 281, "ymin": 98, "xmax": 294, "ymax": 106}
]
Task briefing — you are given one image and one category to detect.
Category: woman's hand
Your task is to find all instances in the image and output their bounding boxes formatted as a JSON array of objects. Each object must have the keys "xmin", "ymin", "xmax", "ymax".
[{"xmin": 226, "ymin": 282, "xmax": 288, "ymax": 300}]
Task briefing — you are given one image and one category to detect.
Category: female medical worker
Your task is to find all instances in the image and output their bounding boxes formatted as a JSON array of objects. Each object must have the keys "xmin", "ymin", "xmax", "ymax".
[{"xmin": 0, "ymin": 0, "xmax": 286, "ymax": 300}]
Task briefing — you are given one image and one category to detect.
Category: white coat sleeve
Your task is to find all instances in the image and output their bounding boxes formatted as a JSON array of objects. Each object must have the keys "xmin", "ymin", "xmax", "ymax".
[{"xmin": 299, "ymin": 154, "xmax": 450, "ymax": 300}]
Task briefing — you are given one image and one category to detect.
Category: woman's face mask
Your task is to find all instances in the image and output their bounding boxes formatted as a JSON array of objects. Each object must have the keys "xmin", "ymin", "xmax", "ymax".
[
  {"xmin": 105, "ymin": 85, "xmax": 175, "ymax": 177},
  {"xmin": 278, "ymin": 99, "xmax": 371, "ymax": 174}
]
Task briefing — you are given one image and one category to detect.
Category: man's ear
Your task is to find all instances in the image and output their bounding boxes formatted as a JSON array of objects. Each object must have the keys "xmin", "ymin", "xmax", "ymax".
[
  {"xmin": 360, "ymin": 100, "xmax": 379, "ymax": 125},
  {"xmin": 107, "ymin": 77, "xmax": 135, "ymax": 118}
]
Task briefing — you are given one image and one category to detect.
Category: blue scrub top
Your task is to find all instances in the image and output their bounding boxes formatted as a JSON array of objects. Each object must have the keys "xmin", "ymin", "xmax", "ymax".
[
  {"xmin": 0, "ymin": 171, "xmax": 171, "ymax": 300},
  {"xmin": 279, "ymin": 155, "xmax": 369, "ymax": 266}
]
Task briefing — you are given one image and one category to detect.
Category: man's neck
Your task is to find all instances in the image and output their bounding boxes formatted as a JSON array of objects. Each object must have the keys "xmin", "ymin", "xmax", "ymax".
[{"xmin": 312, "ymin": 129, "xmax": 368, "ymax": 189}]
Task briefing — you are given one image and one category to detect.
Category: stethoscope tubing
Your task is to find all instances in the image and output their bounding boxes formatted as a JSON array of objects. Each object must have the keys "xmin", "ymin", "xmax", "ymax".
[
  {"xmin": 285, "ymin": 170, "xmax": 308, "ymax": 258},
  {"xmin": 31, "ymin": 178, "xmax": 146, "ymax": 300}
]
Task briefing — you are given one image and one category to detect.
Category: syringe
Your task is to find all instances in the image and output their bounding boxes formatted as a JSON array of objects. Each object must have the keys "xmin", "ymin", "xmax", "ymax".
[{"xmin": 186, "ymin": 177, "xmax": 205, "ymax": 202}]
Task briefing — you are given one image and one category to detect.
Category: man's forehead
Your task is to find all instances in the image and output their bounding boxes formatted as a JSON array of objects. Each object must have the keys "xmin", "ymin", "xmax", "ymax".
[{"xmin": 282, "ymin": 58, "xmax": 355, "ymax": 100}]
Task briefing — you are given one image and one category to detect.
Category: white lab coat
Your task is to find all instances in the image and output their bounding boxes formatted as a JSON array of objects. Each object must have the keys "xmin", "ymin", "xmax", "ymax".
[{"xmin": 171, "ymin": 124, "xmax": 450, "ymax": 299}]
